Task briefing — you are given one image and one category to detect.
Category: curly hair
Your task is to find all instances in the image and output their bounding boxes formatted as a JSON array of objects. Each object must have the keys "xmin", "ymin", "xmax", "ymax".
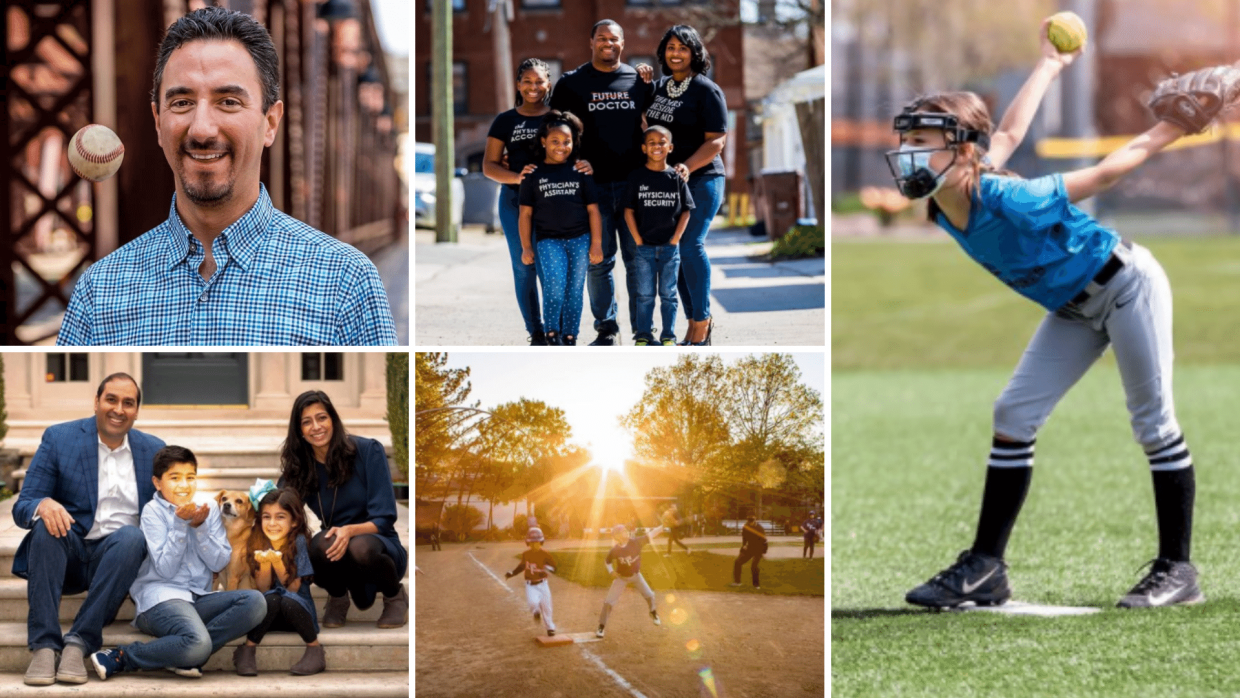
[
  {"xmin": 533, "ymin": 110, "xmax": 584, "ymax": 163},
  {"xmin": 657, "ymin": 25, "xmax": 711, "ymax": 77},
  {"xmin": 514, "ymin": 57, "xmax": 551, "ymax": 108},
  {"xmin": 279, "ymin": 390, "xmax": 357, "ymax": 500},
  {"xmin": 247, "ymin": 487, "xmax": 311, "ymax": 581}
]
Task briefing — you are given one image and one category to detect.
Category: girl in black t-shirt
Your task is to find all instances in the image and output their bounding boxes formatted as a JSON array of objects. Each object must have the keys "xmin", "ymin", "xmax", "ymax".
[{"xmin": 518, "ymin": 111, "xmax": 604, "ymax": 346}]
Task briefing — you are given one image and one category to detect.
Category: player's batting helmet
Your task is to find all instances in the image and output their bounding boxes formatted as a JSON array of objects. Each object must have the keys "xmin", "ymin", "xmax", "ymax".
[{"xmin": 526, "ymin": 527, "xmax": 545, "ymax": 543}]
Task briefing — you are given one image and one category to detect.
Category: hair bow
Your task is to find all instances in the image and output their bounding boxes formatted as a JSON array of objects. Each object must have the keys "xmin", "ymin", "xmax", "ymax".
[{"xmin": 248, "ymin": 479, "xmax": 277, "ymax": 512}]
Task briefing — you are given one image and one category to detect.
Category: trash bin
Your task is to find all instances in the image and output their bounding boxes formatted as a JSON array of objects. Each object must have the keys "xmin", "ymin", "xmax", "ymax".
[
  {"xmin": 461, "ymin": 172, "xmax": 502, "ymax": 233},
  {"xmin": 759, "ymin": 168, "xmax": 804, "ymax": 241}
]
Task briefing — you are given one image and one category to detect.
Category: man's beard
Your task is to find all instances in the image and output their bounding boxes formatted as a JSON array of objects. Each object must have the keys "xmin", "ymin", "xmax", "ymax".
[{"xmin": 181, "ymin": 169, "xmax": 234, "ymax": 206}]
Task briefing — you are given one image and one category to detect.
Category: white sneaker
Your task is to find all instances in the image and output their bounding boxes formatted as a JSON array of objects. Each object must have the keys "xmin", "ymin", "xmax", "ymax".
[
  {"xmin": 596, "ymin": 626, "xmax": 605, "ymax": 638},
  {"xmin": 650, "ymin": 610, "xmax": 661, "ymax": 626},
  {"xmin": 166, "ymin": 666, "xmax": 202, "ymax": 678}
]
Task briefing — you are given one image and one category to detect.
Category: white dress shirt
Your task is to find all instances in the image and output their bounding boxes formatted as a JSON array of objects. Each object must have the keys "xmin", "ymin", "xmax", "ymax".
[{"xmin": 86, "ymin": 433, "xmax": 140, "ymax": 539}]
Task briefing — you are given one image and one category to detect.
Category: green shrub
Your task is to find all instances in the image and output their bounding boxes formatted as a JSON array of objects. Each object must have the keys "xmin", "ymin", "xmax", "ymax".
[
  {"xmin": 385, "ymin": 353, "xmax": 409, "ymax": 479},
  {"xmin": 770, "ymin": 224, "xmax": 825, "ymax": 259}
]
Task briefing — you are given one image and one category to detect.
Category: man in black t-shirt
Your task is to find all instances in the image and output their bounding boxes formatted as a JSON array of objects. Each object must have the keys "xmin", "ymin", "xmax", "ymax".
[{"xmin": 549, "ymin": 19, "xmax": 655, "ymax": 346}]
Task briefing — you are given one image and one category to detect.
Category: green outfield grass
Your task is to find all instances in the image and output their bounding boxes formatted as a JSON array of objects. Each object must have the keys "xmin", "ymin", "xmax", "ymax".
[
  {"xmin": 833, "ymin": 235, "xmax": 1240, "ymax": 370},
  {"xmin": 528, "ymin": 549, "xmax": 824, "ymax": 596},
  {"xmin": 832, "ymin": 366, "xmax": 1240, "ymax": 697}
]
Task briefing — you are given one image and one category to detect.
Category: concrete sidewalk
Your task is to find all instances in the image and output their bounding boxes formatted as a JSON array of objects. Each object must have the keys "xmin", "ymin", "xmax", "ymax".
[{"xmin": 415, "ymin": 222, "xmax": 825, "ymax": 346}]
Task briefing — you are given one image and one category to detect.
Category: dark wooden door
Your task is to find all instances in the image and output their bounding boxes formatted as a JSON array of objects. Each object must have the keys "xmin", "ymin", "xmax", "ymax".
[{"xmin": 141, "ymin": 353, "xmax": 248, "ymax": 406}]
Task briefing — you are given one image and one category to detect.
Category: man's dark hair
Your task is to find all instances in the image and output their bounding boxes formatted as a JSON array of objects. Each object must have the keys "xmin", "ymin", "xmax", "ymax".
[
  {"xmin": 151, "ymin": 7, "xmax": 280, "ymax": 113},
  {"xmin": 591, "ymin": 19, "xmax": 623, "ymax": 39},
  {"xmin": 657, "ymin": 24, "xmax": 712, "ymax": 76},
  {"xmin": 153, "ymin": 445, "xmax": 198, "ymax": 479},
  {"xmin": 96, "ymin": 373, "xmax": 141, "ymax": 407}
]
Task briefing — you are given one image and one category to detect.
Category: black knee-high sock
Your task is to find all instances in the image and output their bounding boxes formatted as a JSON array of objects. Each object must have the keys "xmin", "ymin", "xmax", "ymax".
[
  {"xmin": 970, "ymin": 438, "xmax": 1035, "ymax": 559},
  {"xmin": 1149, "ymin": 436, "xmax": 1194, "ymax": 562}
]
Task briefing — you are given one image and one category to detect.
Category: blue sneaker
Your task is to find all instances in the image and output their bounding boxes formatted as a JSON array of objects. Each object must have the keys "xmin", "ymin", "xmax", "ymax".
[{"xmin": 90, "ymin": 648, "xmax": 126, "ymax": 680}]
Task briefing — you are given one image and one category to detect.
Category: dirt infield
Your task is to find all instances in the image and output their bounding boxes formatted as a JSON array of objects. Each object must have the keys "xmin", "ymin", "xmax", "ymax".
[{"xmin": 414, "ymin": 541, "xmax": 825, "ymax": 698}]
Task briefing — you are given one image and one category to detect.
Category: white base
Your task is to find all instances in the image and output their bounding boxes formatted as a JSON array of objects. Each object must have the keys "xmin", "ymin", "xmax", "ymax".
[
  {"xmin": 956, "ymin": 600, "xmax": 1100, "ymax": 616},
  {"xmin": 566, "ymin": 632, "xmax": 604, "ymax": 643}
]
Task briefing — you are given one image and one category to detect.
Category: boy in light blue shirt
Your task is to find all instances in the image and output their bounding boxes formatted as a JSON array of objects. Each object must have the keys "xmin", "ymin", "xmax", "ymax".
[{"xmin": 89, "ymin": 446, "xmax": 265, "ymax": 679}]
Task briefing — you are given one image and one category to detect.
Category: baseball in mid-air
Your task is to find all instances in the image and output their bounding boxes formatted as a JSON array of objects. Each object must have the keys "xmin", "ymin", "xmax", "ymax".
[
  {"xmin": 1046, "ymin": 11, "xmax": 1087, "ymax": 54},
  {"xmin": 67, "ymin": 124, "xmax": 125, "ymax": 182}
]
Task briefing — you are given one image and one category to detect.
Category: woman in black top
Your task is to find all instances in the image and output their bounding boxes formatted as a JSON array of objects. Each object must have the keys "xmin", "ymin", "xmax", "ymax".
[
  {"xmin": 278, "ymin": 390, "xmax": 408, "ymax": 629},
  {"xmin": 645, "ymin": 25, "xmax": 729, "ymax": 346}
]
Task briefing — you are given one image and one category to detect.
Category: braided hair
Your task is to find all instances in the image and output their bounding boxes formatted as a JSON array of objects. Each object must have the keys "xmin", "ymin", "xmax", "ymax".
[
  {"xmin": 534, "ymin": 110, "xmax": 584, "ymax": 163},
  {"xmin": 515, "ymin": 58, "xmax": 551, "ymax": 108}
]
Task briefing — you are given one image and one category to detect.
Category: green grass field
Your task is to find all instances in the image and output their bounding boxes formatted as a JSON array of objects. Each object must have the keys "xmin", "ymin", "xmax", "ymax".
[
  {"xmin": 833, "ymin": 236, "xmax": 1240, "ymax": 696},
  {"xmin": 525, "ymin": 549, "xmax": 825, "ymax": 596}
]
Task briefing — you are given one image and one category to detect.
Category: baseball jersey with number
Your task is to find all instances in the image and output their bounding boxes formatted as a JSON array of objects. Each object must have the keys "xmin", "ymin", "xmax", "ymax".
[
  {"xmin": 606, "ymin": 535, "xmax": 652, "ymax": 577},
  {"xmin": 934, "ymin": 173, "xmax": 1119, "ymax": 311},
  {"xmin": 509, "ymin": 548, "xmax": 557, "ymax": 581}
]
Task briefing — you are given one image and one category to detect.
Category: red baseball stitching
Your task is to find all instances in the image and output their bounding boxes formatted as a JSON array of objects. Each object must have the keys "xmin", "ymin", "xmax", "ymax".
[{"xmin": 74, "ymin": 125, "xmax": 125, "ymax": 164}]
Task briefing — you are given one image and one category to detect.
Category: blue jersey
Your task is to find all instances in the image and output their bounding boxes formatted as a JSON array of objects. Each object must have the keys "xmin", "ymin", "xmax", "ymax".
[{"xmin": 934, "ymin": 173, "xmax": 1119, "ymax": 311}]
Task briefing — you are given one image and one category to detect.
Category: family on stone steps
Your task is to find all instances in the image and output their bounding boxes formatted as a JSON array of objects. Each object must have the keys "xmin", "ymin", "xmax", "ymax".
[{"xmin": 14, "ymin": 374, "xmax": 408, "ymax": 685}]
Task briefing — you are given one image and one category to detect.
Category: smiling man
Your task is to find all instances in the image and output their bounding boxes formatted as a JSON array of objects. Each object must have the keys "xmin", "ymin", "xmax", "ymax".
[
  {"xmin": 57, "ymin": 7, "xmax": 396, "ymax": 346},
  {"xmin": 12, "ymin": 374, "xmax": 166, "ymax": 685}
]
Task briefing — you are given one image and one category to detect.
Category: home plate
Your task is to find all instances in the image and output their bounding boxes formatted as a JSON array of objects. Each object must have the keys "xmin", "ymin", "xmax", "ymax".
[
  {"xmin": 535, "ymin": 632, "xmax": 603, "ymax": 647},
  {"xmin": 956, "ymin": 600, "xmax": 1100, "ymax": 616}
]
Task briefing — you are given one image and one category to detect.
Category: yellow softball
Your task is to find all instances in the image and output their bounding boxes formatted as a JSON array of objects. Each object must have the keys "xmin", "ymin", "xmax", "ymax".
[{"xmin": 1046, "ymin": 11, "xmax": 1087, "ymax": 54}]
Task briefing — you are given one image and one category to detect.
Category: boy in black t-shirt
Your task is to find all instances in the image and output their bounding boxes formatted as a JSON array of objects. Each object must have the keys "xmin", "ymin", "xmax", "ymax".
[{"xmin": 623, "ymin": 126, "xmax": 695, "ymax": 346}]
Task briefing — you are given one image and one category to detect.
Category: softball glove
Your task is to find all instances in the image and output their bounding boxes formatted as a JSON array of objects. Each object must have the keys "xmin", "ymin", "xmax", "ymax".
[{"xmin": 1147, "ymin": 64, "xmax": 1240, "ymax": 134}]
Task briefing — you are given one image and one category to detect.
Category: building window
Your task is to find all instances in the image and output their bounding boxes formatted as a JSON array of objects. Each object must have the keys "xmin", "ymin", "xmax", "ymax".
[
  {"xmin": 521, "ymin": 0, "xmax": 561, "ymax": 8},
  {"xmin": 425, "ymin": 0, "xmax": 466, "ymax": 11},
  {"xmin": 454, "ymin": 61, "xmax": 468, "ymax": 115},
  {"xmin": 302, "ymin": 353, "xmax": 344, "ymax": 381},
  {"xmin": 543, "ymin": 59, "xmax": 562, "ymax": 87},
  {"xmin": 46, "ymin": 353, "xmax": 89, "ymax": 382}
]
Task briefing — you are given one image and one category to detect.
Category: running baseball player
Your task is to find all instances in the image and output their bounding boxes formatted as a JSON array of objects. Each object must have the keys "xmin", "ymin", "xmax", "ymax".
[
  {"xmin": 729, "ymin": 516, "xmax": 766, "ymax": 589},
  {"xmin": 661, "ymin": 504, "xmax": 692, "ymax": 555},
  {"xmin": 595, "ymin": 523, "xmax": 665, "ymax": 638},
  {"xmin": 505, "ymin": 527, "xmax": 558, "ymax": 636},
  {"xmin": 888, "ymin": 18, "xmax": 1239, "ymax": 609}
]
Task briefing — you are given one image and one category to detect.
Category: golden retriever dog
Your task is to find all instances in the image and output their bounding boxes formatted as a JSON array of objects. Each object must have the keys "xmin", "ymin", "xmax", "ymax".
[{"xmin": 215, "ymin": 490, "xmax": 257, "ymax": 590}]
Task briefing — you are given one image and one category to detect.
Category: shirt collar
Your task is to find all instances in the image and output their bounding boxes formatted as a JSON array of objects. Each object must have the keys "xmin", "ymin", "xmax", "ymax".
[
  {"xmin": 165, "ymin": 183, "xmax": 274, "ymax": 273},
  {"xmin": 98, "ymin": 432, "xmax": 130, "ymax": 455}
]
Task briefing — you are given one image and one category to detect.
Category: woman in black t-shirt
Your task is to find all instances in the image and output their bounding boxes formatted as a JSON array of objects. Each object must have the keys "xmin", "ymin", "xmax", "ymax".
[
  {"xmin": 483, "ymin": 59, "xmax": 553, "ymax": 345},
  {"xmin": 646, "ymin": 25, "xmax": 729, "ymax": 346}
]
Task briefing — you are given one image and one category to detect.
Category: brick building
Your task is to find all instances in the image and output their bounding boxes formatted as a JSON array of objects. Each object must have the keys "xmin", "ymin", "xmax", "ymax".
[{"xmin": 414, "ymin": 1, "xmax": 749, "ymax": 196}]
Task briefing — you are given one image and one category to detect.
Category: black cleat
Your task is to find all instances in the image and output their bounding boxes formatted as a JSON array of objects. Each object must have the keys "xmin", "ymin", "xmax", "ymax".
[
  {"xmin": 533, "ymin": 611, "xmax": 541, "ymax": 624},
  {"xmin": 1117, "ymin": 558, "xmax": 1204, "ymax": 608},
  {"xmin": 596, "ymin": 625, "xmax": 605, "ymax": 638},
  {"xmin": 905, "ymin": 550, "xmax": 1011, "ymax": 609},
  {"xmin": 547, "ymin": 629, "xmax": 556, "ymax": 637}
]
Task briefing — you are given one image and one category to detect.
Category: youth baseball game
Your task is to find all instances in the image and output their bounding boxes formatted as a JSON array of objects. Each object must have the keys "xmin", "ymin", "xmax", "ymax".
[
  {"xmin": 834, "ymin": 1, "xmax": 1240, "ymax": 695},
  {"xmin": 416, "ymin": 353, "xmax": 825, "ymax": 697}
]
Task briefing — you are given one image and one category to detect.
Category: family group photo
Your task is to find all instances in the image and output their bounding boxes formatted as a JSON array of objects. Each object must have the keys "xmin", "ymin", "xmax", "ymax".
[
  {"xmin": 415, "ymin": 352, "xmax": 825, "ymax": 696},
  {"xmin": 2, "ymin": 1, "xmax": 409, "ymax": 346},
  {"xmin": 415, "ymin": 1, "xmax": 827, "ymax": 347},
  {"xmin": 0, "ymin": 352, "xmax": 409, "ymax": 695}
]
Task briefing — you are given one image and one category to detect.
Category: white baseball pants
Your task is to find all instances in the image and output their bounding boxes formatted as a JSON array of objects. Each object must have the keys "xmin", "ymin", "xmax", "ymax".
[{"xmin": 525, "ymin": 581, "xmax": 554, "ymax": 631}]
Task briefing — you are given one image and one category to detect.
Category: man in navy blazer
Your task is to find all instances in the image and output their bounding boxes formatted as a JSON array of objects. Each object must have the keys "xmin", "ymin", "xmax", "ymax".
[{"xmin": 11, "ymin": 373, "xmax": 165, "ymax": 685}]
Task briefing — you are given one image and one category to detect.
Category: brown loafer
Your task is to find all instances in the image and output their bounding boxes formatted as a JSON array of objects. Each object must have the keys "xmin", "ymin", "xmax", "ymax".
[
  {"xmin": 290, "ymin": 643, "xmax": 326, "ymax": 675},
  {"xmin": 377, "ymin": 584, "xmax": 408, "ymax": 629},
  {"xmin": 56, "ymin": 643, "xmax": 87, "ymax": 684},
  {"xmin": 233, "ymin": 644, "xmax": 258, "ymax": 676},
  {"xmin": 322, "ymin": 594, "xmax": 350, "ymax": 628},
  {"xmin": 24, "ymin": 648, "xmax": 57, "ymax": 686}
]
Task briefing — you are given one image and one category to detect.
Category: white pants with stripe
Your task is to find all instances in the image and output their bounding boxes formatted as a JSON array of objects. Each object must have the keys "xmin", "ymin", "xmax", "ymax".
[
  {"xmin": 993, "ymin": 242, "xmax": 1183, "ymax": 455},
  {"xmin": 525, "ymin": 581, "xmax": 554, "ymax": 631}
]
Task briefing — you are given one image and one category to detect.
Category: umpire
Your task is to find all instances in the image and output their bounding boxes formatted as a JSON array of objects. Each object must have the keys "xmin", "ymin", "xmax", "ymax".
[{"xmin": 729, "ymin": 516, "xmax": 767, "ymax": 590}]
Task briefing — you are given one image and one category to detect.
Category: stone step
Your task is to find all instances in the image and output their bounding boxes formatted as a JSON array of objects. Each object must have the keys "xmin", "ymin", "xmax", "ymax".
[
  {"xmin": 0, "ymin": 577, "xmax": 410, "ymax": 622},
  {"xmin": 0, "ymin": 671, "xmax": 408, "ymax": 696},
  {"xmin": 0, "ymin": 621, "xmax": 408, "ymax": 674}
]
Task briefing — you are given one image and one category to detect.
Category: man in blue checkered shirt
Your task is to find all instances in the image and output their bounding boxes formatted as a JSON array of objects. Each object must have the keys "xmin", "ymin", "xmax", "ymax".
[{"xmin": 56, "ymin": 7, "xmax": 397, "ymax": 346}]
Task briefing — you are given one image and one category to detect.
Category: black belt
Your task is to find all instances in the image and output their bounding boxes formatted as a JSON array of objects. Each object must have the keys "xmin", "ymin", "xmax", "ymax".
[
  {"xmin": 1069, "ymin": 240, "xmax": 1132, "ymax": 306},
  {"xmin": 527, "ymin": 579, "xmax": 544, "ymax": 585}
]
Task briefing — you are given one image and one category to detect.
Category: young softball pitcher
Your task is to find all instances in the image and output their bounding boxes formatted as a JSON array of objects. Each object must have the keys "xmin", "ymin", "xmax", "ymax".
[
  {"xmin": 892, "ymin": 17, "xmax": 1240, "ymax": 609},
  {"xmin": 504, "ymin": 527, "xmax": 558, "ymax": 637},
  {"xmin": 596, "ymin": 523, "xmax": 665, "ymax": 638}
]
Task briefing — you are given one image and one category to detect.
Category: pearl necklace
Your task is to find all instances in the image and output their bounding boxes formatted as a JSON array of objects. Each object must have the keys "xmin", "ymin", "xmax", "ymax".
[{"xmin": 667, "ymin": 74, "xmax": 693, "ymax": 99}]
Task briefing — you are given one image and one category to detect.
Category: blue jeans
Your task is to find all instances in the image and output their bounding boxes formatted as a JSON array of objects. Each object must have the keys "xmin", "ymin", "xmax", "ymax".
[
  {"xmin": 633, "ymin": 244, "xmax": 680, "ymax": 342},
  {"xmin": 498, "ymin": 187, "xmax": 544, "ymax": 335},
  {"xmin": 589, "ymin": 180, "xmax": 640, "ymax": 336},
  {"xmin": 535, "ymin": 235, "xmax": 590, "ymax": 338},
  {"xmin": 123, "ymin": 591, "xmax": 266, "ymax": 671},
  {"xmin": 678, "ymin": 174, "xmax": 725, "ymax": 322},
  {"xmin": 25, "ymin": 522, "xmax": 146, "ymax": 653}
]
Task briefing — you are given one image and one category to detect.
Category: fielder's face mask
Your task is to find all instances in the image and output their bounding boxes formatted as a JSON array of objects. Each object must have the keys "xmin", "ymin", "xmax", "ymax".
[{"xmin": 885, "ymin": 111, "xmax": 990, "ymax": 200}]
